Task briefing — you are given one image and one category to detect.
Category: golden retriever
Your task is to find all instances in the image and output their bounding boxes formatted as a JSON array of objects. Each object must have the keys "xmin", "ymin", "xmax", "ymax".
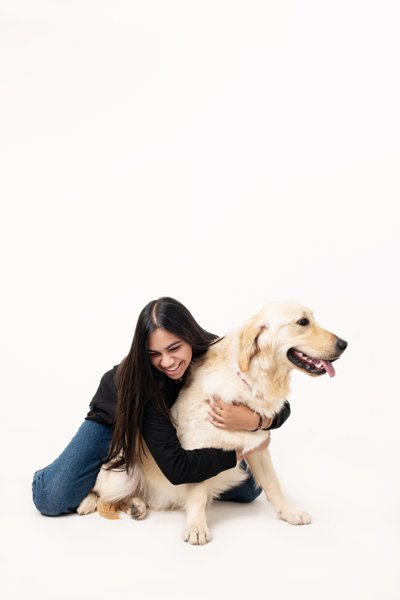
[{"xmin": 77, "ymin": 301, "xmax": 347, "ymax": 544}]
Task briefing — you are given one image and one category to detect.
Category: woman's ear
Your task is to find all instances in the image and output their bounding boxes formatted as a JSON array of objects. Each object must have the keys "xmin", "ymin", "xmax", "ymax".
[{"xmin": 238, "ymin": 314, "xmax": 266, "ymax": 372}]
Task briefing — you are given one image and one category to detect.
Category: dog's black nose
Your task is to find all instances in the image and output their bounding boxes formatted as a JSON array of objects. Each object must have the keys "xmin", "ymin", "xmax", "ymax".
[{"xmin": 336, "ymin": 338, "xmax": 348, "ymax": 352}]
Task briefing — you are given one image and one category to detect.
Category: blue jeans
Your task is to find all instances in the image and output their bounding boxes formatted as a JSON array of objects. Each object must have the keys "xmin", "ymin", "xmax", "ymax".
[
  {"xmin": 32, "ymin": 421, "xmax": 112, "ymax": 516},
  {"xmin": 32, "ymin": 421, "xmax": 261, "ymax": 516},
  {"xmin": 218, "ymin": 461, "xmax": 262, "ymax": 503}
]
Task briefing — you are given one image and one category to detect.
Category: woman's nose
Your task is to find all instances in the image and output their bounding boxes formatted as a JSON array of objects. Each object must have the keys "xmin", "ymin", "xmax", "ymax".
[{"xmin": 160, "ymin": 355, "xmax": 174, "ymax": 368}]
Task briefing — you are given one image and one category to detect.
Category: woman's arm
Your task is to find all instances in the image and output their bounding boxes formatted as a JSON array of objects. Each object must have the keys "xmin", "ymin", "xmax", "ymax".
[{"xmin": 141, "ymin": 400, "xmax": 238, "ymax": 485}]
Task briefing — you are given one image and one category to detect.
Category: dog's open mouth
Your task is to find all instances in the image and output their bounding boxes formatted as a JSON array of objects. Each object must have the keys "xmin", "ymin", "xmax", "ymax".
[{"xmin": 287, "ymin": 348, "xmax": 336, "ymax": 377}]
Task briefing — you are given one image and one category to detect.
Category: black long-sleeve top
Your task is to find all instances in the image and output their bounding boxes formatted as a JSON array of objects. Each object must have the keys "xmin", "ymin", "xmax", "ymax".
[{"xmin": 85, "ymin": 366, "xmax": 291, "ymax": 485}]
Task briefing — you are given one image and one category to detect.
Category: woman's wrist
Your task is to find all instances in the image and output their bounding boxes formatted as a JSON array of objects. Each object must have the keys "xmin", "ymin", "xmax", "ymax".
[
  {"xmin": 261, "ymin": 415, "xmax": 273, "ymax": 430},
  {"xmin": 250, "ymin": 413, "xmax": 273, "ymax": 431},
  {"xmin": 250, "ymin": 413, "xmax": 263, "ymax": 431}
]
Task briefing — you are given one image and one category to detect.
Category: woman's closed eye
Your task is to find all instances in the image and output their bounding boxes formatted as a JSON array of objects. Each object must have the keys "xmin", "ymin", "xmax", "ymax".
[{"xmin": 148, "ymin": 345, "xmax": 181, "ymax": 356}]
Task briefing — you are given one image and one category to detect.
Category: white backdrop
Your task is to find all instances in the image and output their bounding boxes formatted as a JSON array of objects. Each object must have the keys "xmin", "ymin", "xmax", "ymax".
[{"xmin": 1, "ymin": 1, "xmax": 399, "ymax": 599}]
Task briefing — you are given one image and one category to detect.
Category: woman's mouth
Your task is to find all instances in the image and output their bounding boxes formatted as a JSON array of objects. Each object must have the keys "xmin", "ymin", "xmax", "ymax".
[{"xmin": 164, "ymin": 362, "xmax": 183, "ymax": 375}]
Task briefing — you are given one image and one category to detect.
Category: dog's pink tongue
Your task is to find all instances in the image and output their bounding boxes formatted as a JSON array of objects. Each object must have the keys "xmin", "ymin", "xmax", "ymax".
[{"xmin": 321, "ymin": 360, "xmax": 335, "ymax": 378}]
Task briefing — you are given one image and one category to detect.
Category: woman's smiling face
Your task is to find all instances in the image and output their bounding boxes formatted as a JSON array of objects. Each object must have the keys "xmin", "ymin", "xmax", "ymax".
[{"xmin": 147, "ymin": 328, "xmax": 192, "ymax": 380}]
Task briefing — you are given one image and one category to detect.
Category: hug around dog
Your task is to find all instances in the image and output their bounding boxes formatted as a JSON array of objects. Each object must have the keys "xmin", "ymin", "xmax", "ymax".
[{"xmin": 78, "ymin": 301, "xmax": 347, "ymax": 545}]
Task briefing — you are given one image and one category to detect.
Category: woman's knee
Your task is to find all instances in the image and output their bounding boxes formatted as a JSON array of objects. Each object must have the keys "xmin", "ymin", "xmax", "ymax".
[
  {"xmin": 31, "ymin": 421, "xmax": 111, "ymax": 515},
  {"xmin": 218, "ymin": 471, "xmax": 263, "ymax": 503},
  {"xmin": 32, "ymin": 469, "xmax": 76, "ymax": 516},
  {"xmin": 238, "ymin": 485, "xmax": 263, "ymax": 503}
]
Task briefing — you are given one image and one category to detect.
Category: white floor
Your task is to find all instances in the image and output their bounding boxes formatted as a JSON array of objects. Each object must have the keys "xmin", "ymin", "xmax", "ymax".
[
  {"xmin": 11, "ymin": 487, "xmax": 398, "ymax": 600},
  {"xmin": 2, "ymin": 2, "xmax": 399, "ymax": 599}
]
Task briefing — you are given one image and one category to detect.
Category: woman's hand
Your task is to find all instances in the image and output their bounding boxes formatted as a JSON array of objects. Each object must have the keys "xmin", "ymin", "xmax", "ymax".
[{"xmin": 208, "ymin": 395, "xmax": 262, "ymax": 431}]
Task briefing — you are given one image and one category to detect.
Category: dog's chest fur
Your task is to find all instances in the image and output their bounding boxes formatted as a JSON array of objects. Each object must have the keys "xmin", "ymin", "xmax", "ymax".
[{"xmin": 171, "ymin": 339, "xmax": 288, "ymax": 454}]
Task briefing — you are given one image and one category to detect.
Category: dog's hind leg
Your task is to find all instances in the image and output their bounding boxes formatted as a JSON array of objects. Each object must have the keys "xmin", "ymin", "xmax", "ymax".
[
  {"xmin": 183, "ymin": 482, "xmax": 210, "ymax": 545},
  {"xmin": 246, "ymin": 449, "xmax": 312, "ymax": 525},
  {"xmin": 129, "ymin": 497, "xmax": 148, "ymax": 520}
]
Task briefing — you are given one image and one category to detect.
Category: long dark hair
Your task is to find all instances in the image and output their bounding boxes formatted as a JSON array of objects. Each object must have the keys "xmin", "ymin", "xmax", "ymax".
[{"xmin": 106, "ymin": 297, "xmax": 218, "ymax": 472}]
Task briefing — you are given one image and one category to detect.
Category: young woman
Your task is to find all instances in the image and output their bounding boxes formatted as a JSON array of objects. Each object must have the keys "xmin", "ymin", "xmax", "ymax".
[{"xmin": 32, "ymin": 297, "xmax": 291, "ymax": 516}]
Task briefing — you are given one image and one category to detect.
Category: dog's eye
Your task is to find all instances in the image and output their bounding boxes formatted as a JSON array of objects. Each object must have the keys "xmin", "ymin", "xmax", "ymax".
[{"xmin": 297, "ymin": 318, "xmax": 310, "ymax": 326}]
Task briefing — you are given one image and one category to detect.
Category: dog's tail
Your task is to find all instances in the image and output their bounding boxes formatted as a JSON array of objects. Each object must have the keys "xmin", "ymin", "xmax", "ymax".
[{"xmin": 97, "ymin": 499, "xmax": 121, "ymax": 520}]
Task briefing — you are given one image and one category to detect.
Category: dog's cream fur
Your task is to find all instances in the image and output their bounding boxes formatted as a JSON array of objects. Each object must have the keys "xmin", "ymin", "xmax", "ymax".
[{"xmin": 78, "ymin": 301, "xmax": 346, "ymax": 544}]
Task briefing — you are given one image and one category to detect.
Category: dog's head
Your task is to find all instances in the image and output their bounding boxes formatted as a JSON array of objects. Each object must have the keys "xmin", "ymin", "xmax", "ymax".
[{"xmin": 238, "ymin": 301, "xmax": 347, "ymax": 378}]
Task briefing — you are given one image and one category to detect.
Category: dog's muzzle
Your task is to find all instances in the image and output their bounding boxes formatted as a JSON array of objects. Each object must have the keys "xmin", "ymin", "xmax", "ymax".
[{"xmin": 287, "ymin": 338, "xmax": 348, "ymax": 378}]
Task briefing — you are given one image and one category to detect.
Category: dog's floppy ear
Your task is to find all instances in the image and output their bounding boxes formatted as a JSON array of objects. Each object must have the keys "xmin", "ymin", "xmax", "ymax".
[{"xmin": 238, "ymin": 314, "xmax": 267, "ymax": 372}]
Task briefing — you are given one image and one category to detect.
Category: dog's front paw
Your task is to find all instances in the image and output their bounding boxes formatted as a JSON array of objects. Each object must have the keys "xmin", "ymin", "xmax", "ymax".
[
  {"xmin": 183, "ymin": 523, "xmax": 211, "ymax": 545},
  {"xmin": 279, "ymin": 507, "xmax": 312, "ymax": 525}
]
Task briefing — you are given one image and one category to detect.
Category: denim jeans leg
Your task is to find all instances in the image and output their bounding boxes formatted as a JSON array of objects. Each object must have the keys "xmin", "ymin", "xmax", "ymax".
[
  {"xmin": 217, "ymin": 460, "xmax": 262, "ymax": 503},
  {"xmin": 32, "ymin": 420, "xmax": 112, "ymax": 516}
]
